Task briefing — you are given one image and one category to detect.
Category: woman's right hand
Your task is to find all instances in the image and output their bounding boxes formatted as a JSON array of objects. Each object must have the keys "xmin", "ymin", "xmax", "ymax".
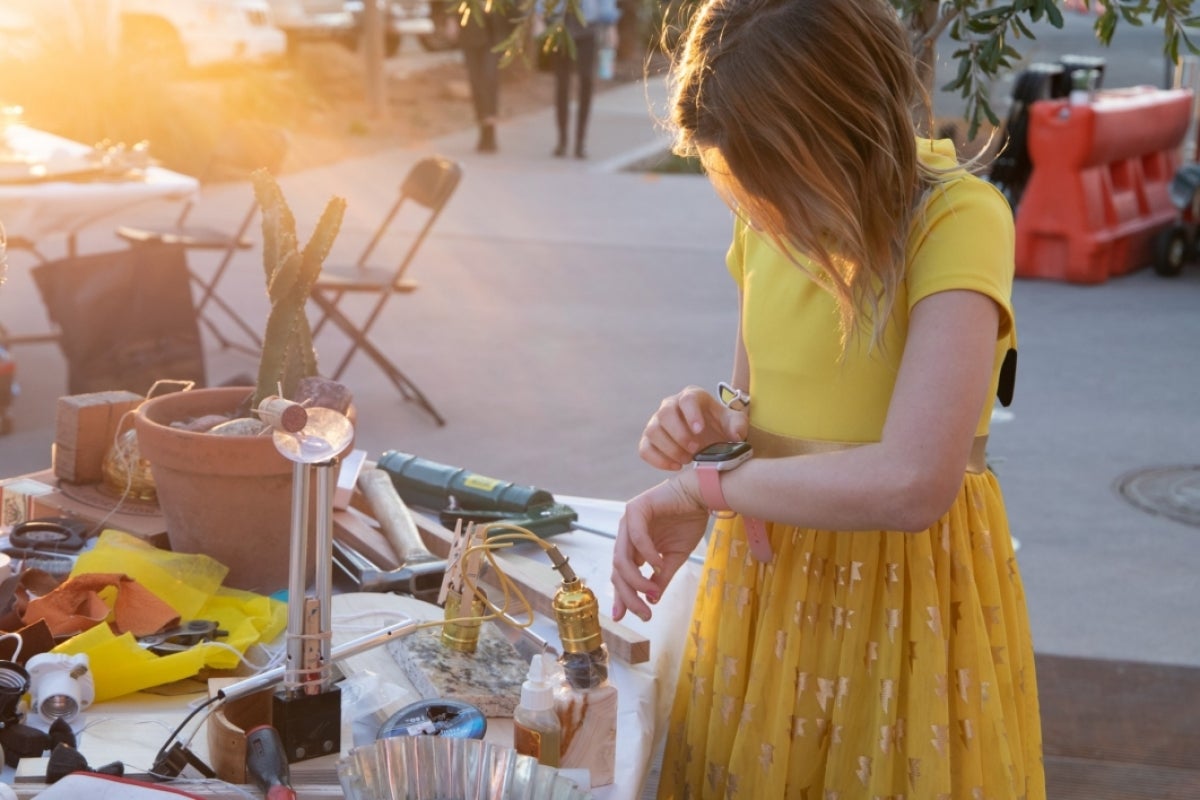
[
  {"xmin": 639, "ymin": 385, "xmax": 749, "ymax": 471},
  {"xmin": 612, "ymin": 472, "xmax": 709, "ymax": 622}
]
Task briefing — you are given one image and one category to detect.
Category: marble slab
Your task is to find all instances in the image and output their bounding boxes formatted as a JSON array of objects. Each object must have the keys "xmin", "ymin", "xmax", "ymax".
[{"xmin": 388, "ymin": 621, "xmax": 529, "ymax": 717}]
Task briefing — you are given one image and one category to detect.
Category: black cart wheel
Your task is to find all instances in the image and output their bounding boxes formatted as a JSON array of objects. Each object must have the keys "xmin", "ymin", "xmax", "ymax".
[{"xmin": 1154, "ymin": 225, "xmax": 1189, "ymax": 277}]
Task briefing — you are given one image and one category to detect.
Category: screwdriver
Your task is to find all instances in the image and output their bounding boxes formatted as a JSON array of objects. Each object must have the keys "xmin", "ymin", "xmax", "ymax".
[{"xmin": 245, "ymin": 724, "xmax": 296, "ymax": 800}]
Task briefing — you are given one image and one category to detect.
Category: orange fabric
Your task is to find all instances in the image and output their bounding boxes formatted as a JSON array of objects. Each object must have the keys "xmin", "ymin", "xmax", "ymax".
[{"xmin": 22, "ymin": 573, "xmax": 179, "ymax": 638}]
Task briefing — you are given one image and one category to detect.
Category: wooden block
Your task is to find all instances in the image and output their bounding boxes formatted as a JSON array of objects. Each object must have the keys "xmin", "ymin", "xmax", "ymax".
[
  {"xmin": 206, "ymin": 677, "xmax": 274, "ymax": 785},
  {"xmin": 556, "ymin": 681, "xmax": 618, "ymax": 787},
  {"xmin": 0, "ymin": 476, "xmax": 56, "ymax": 528},
  {"xmin": 411, "ymin": 511, "xmax": 651, "ymax": 666},
  {"xmin": 19, "ymin": 469, "xmax": 168, "ymax": 545},
  {"xmin": 333, "ymin": 507, "xmax": 402, "ymax": 571},
  {"xmin": 53, "ymin": 391, "xmax": 143, "ymax": 484},
  {"xmin": 389, "ymin": 622, "xmax": 527, "ymax": 717},
  {"xmin": 334, "ymin": 449, "xmax": 368, "ymax": 510}
]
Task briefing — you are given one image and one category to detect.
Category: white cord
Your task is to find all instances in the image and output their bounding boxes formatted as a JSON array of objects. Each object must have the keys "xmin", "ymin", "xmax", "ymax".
[{"xmin": 0, "ymin": 632, "xmax": 23, "ymax": 663}]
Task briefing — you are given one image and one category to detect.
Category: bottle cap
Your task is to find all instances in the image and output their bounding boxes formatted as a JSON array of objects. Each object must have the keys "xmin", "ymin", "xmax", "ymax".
[{"xmin": 520, "ymin": 653, "xmax": 556, "ymax": 712}]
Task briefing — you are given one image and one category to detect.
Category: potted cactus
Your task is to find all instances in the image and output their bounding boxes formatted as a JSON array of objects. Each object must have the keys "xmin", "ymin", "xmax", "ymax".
[{"xmin": 132, "ymin": 169, "xmax": 348, "ymax": 593}]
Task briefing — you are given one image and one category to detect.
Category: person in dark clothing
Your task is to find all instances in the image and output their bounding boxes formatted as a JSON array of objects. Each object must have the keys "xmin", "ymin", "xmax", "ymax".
[
  {"xmin": 454, "ymin": 1, "xmax": 514, "ymax": 153},
  {"xmin": 547, "ymin": 0, "xmax": 619, "ymax": 158}
]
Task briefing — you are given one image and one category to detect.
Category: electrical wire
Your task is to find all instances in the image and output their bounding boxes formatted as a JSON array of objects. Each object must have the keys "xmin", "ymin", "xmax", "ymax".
[
  {"xmin": 150, "ymin": 522, "xmax": 565, "ymax": 774},
  {"xmin": 148, "ymin": 692, "xmax": 221, "ymax": 779}
]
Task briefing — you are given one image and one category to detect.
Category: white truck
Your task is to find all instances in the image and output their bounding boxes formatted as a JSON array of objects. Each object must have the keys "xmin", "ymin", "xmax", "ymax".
[
  {"xmin": 2, "ymin": 0, "xmax": 287, "ymax": 73},
  {"xmin": 268, "ymin": 0, "xmax": 446, "ymax": 57},
  {"xmin": 117, "ymin": 0, "xmax": 287, "ymax": 71}
]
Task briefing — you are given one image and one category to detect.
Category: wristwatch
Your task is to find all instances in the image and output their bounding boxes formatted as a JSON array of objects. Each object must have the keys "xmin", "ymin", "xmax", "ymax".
[{"xmin": 692, "ymin": 442, "xmax": 772, "ymax": 563}]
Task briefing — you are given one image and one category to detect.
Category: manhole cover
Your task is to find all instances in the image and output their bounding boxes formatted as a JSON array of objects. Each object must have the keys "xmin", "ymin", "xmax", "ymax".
[{"xmin": 1115, "ymin": 465, "xmax": 1200, "ymax": 528}]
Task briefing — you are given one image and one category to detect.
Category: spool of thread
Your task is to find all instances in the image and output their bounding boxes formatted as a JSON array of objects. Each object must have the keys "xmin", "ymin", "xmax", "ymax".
[{"xmin": 378, "ymin": 699, "xmax": 486, "ymax": 740}]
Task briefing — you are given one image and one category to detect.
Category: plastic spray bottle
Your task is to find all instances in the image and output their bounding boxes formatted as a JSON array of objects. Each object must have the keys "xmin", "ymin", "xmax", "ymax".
[{"xmin": 513, "ymin": 653, "xmax": 561, "ymax": 767}]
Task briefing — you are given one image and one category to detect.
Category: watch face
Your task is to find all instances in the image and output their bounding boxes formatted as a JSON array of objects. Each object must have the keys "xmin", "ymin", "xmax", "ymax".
[{"xmin": 693, "ymin": 441, "xmax": 752, "ymax": 462}]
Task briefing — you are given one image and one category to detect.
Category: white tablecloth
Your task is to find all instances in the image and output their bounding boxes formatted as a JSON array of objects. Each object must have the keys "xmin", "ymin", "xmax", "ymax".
[{"xmin": 0, "ymin": 125, "xmax": 197, "ymax": 244}]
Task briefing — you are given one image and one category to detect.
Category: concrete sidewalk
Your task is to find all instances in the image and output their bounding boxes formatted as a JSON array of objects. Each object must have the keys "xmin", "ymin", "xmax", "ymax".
[{"xmin": 1, "ymin": 14, "xmax": 1198, "ymax": 680}]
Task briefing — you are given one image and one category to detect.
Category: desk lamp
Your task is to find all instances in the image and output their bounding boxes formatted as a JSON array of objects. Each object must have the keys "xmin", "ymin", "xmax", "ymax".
[{"xmin": 264, "ymin": 399, "xmax": 353, "ymax": 763}]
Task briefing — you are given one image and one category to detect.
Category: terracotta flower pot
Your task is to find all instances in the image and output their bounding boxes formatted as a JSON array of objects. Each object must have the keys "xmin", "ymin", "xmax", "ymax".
[{"xmin": 133, "ymin": 386, "xmax": 301, "ymax": 594}]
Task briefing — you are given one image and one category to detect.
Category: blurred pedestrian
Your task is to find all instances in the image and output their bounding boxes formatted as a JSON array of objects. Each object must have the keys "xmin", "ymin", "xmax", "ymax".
[
  {"xmin": 452, "ymin": 0, "xmax": 515, "ymax": 153},
  {"xmin": 545, "ymin": 0, "xmax": 619, "ymax": 158}
]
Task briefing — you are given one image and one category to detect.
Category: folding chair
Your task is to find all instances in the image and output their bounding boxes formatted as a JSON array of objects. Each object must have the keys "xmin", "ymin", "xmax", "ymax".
[
  {"xmin": 31, "ymin": 244, "xmax": 206, "ymax": 395},
  {"xmin": 0, "ymin": 225, "xmax": 57, "ymax": 350},
  {"xmin": 308, "ymin": 155, "xmax": 463, "ymax": 426},
  {"xmin": 113, "ymin": 121, "xmax": 290, "ymax": 357}
]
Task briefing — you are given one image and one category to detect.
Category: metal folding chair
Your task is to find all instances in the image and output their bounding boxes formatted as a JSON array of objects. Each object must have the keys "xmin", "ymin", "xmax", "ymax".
[
  {"xmin": 308, "ymin": 155, "xmax": 463, "ymax": 426},
  {"xmin": 113, "ymin": 122, "xmax": 289, "ymax": 357}
]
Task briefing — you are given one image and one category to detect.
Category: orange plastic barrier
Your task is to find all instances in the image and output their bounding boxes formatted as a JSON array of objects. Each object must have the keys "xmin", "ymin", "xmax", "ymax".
[{"xmin": 1014, "ymin": 87, "xmax": 1193, "ymax": 283}]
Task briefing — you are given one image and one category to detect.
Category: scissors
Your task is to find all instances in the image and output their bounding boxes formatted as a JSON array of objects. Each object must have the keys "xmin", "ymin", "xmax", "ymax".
[{"xmin": 137, "ymin": 620, "xmax": 227, "ymax": 655}]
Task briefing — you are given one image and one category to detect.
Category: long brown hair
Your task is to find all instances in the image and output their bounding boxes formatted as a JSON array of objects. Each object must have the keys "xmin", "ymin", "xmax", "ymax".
[{"xmin": 668, "ymin": 0, "xmax": 937, "ymax": 349}]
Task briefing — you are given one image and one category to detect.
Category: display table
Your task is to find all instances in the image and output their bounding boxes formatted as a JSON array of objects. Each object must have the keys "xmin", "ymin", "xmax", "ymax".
[
  {"xmin": 4, "ymin": 496, "xmax": 702, "ymax": 799},
  {"xmin": 0, "ymin": 124, "xmax": 197, "ymax": 247},
  {"xmin": 0, "ymin": 123, "xmax": 199, "ymax": 352}
]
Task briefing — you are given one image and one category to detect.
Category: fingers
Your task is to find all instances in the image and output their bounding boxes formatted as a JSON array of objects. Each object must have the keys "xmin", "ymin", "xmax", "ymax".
[
  {"xmin": 611, "ymin": 480, "xmax": 708, "ymax": 622},
  {"xmin": 722, "ymin": 405, "xmax": 750, "ymax": 442},
  {"xmin": 640, "ymin": 386, "xmax": 733, "ymax": 470},
  {"xmin": 611, "ymin": 499, "xmax": 666, "ymax": 622}
]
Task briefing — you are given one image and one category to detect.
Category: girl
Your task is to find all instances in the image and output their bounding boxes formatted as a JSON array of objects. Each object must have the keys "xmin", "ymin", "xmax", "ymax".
[{"xmin": 611, "ymin": 1, "xmax": 1045, "ymax": 797}]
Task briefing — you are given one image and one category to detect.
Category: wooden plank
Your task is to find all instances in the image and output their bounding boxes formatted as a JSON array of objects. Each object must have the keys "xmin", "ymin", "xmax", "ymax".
[
  {"xmin": 332, "ymin": 507, "xmax": 401, "ymax": 571},
  {"xmin": 411, "ymin": 511, "xmax": 651, "ymax": 665}
]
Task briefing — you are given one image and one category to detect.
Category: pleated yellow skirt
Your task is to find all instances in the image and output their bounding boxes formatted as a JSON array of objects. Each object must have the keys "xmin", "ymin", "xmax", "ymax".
[{"xmin": 657, "ymin": 470, "xmax": 1045, "ymax": 799}]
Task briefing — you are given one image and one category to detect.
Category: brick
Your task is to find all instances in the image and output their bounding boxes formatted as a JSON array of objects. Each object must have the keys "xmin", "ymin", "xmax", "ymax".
[{"xmin": 53, "ymin": 391, "xmax": 143, "ymax": 484}]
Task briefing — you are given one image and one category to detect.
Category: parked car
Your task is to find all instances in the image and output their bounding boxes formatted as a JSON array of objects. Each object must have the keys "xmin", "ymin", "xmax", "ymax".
[
  {"xmin": 268, "ymin": 0, "xmax": 357, "ymax": 53},
  {"xmin": 269, "ymin": 0, "xmax": 449, "ymax": 57},
  {"xmin": 117, "ymin": 0, "xmax": 287, "ymax": 72},
  {"xmin": 0, "ymin": 0, "xmax": 285, "ymax": 73}
]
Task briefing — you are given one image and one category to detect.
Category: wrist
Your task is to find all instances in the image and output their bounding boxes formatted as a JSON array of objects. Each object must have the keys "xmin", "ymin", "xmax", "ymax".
[
  {"xmin": 675, "ymin": 469, "xmax": 708, "ymax": 513},
  {"xmin": 690, "ymin": 442, "xmax": 773, "ymax": 563}
]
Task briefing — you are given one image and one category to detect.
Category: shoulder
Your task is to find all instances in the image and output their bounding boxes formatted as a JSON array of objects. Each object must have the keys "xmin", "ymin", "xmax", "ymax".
[
  {"xmin": 912, "ymin": 138, "xmax": 1013, "ymax": 241},
  {"xmin": 906, "ymin": 139, "xmax": 1016, "ymax": 335}
]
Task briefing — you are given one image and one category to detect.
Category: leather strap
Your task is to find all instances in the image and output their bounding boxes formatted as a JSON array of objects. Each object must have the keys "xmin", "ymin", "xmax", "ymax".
[{"xmin": 695, "ymin": 464, "xmax": 773, "ymax": 563}]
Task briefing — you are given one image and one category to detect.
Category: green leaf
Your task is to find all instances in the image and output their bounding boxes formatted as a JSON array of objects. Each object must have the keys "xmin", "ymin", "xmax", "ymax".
[{"xmin": 1044, "ymin": 1, "xmax": 1064, "ymax": 27}]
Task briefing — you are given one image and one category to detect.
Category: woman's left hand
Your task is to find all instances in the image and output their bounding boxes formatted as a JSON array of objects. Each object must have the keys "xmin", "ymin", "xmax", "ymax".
[{"xmin": 612, "ymin": 472, "xmax": 708, "ymax": 622}]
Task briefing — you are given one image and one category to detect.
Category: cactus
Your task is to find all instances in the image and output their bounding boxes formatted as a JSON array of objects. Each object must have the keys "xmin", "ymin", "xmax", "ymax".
[{"xmin": 250, "ymin": 168, "xmax": 347, "ymax": 412}]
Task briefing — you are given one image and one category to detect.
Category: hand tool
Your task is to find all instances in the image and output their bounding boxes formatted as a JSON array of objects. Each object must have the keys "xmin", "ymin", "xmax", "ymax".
[
  {"xmin": 245, "ymin": 724, "xmax": 297, "ymax": 800},
  {"xmin": 374, "ymin": 451, "xmax": 578, "ymax": 537},
  {"xmin": 357, "ymin": 468, "xmax": 446, "ymax": 572},
  {"xmin": 332, "ymin": 537, "xmax": 444, "ymax": 602},
  {"xmin": 8, "ymin": 518, "xmax": 89, "ymax": 552},
  {"xmin": 136, "ymin": 620, "xmax": 227, "ymax": 655},
  {"xmin": 350, "ymin": 468, "xmax": 449, "ymax": 601}
]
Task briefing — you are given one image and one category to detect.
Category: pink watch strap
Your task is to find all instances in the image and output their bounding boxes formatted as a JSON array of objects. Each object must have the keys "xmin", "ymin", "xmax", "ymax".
[{"xmin": 695, "ymin": 466, "xmax": 773, "ymax": 563}]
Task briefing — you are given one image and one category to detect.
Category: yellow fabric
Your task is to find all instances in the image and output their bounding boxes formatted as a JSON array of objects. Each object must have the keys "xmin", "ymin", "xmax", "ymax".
[
  {"xmin": 71, "ymin": 530, "xmax": 228, "ymax": 619},
  {"xmin": 660, "ymin": 139, "xmax": 1044, "ymax": 799},
  {"xmin": 727, "ymin": 138, "xmax": 1016, "ymax": 441},
  {"xmin": 53, "ymin": 530, "xmax": 288, "ymax": 702}
]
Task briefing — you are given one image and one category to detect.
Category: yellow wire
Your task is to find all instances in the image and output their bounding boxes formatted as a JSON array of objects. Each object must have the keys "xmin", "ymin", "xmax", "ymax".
[{"xmin": 409, "ymin": 522, "xmax": 557, "ymax": 637}]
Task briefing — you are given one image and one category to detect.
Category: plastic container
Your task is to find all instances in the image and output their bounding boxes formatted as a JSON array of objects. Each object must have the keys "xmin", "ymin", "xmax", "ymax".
[{"xmin": 513, "ymin": 653, "xmax": 561, "ymax": 767}]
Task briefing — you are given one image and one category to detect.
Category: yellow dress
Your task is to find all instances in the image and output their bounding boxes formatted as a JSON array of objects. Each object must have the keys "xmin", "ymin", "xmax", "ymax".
[{"xmin": 657, "ymin": 140, "xmax": 1045, "ymax": 799}]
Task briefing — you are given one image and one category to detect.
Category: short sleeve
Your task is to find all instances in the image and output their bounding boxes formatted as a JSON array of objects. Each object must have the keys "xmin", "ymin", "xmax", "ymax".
[
  {"xmin": 726, "ymin": 217, "xmax": 749, "ymax": 288},
  {"xmin": 906, "ymin": 174, "xmax": 1016, "ymax": 340}
]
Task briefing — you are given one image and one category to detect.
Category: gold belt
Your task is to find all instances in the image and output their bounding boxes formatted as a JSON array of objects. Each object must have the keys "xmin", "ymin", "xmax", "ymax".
[{"xmin": 747, "ymin": 426, "xmax": 989, "ymax": 475}]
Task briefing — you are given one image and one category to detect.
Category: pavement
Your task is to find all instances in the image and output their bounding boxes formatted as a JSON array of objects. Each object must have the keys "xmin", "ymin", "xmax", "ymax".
[{"xmin": 1, "ymin": 9, "xmax": 1199, "ymax": 682}]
